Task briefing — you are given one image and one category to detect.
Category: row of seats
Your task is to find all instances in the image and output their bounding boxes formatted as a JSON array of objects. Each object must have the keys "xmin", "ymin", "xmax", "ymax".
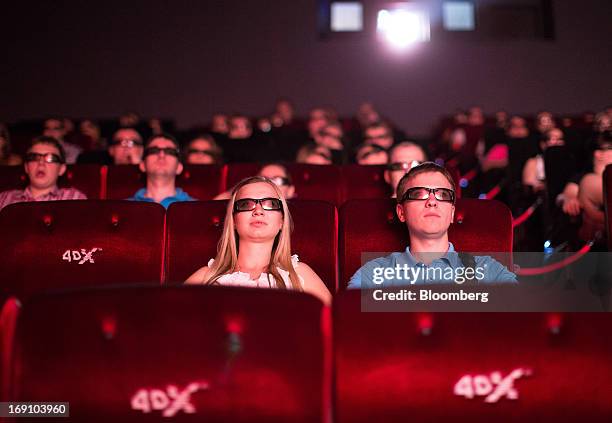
[
  {"xmin": 1, "ymin": 163, "xmax": 412, "ymax": 205},
  {"xmin": 0, "ymin": 198, "xmax": 512, "ymax": 299},
  {"xmin": 2, "ymin": 286, "xmax": 611, "ymax": 422}
]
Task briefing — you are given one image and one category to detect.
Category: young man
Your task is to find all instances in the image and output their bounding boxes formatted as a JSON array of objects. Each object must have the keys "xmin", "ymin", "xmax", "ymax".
[
  {"xmin": 128, "ymin": 134, "xmax": 195, "ymax": 209},
  {"xmin": 348, "ymin": 162, "xmax": 516, "ymax": 288},
  {"xmin": 0, "ymin": 136, "xmax": 86, "ymax": 210}
]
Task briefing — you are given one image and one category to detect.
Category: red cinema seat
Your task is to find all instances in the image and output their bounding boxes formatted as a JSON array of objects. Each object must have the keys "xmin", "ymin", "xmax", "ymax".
[
  {"xmin": 176, "ymin": 164, "xmax": 224, "ymax": 200},
  {"xmin": 334, "ymin": 290, "xmax": 612, "ymax": 423},
  {"xmin": 286, "ymin": 164, "xmax": 342, "ymax": 205},
  {"xmin": 0, "ymin": 164, "xmax": 103, "ymax": 199},
  {"xmin": 104, "ymin": 165, "xmax": 145, "ymax": 200},
  {"xmin": 165, "ymin": 200, "xmax": 338, "ymax": 292},
  {"xmin": 604, "ymin": 164, "xmax": 612, "ymax": 250},
  {"xmin": 341, "ymin": 165, "xmax": 390, "ymax": 202},
  {"xmin": 339, "ymin": 199, "xmax": 512, "ymax": 287},
  {"xmin": 8, "ymin": 286, "xmax": 329, "ymax": 423},
  {"xmin": 226, "ymin": 164, "xmax": 342, "ymax": 205},
  {"xmin": 225, "ymin": 163, "xmax": 260, "ymax": 191},
  {"xmin": 0, "ymin": 200, "xmax": 165, "ymax": 300}
]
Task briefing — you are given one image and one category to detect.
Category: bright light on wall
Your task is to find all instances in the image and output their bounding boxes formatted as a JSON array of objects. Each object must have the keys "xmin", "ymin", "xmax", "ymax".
[{"xmin": 377, "ymin": 8, "xmax": 430, "ymax": 49}]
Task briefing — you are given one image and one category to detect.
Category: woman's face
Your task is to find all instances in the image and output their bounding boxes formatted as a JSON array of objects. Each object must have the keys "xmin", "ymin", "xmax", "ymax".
[{"xmin": 233, "ymin": 182, "xmax": 284, "ymax": 242}]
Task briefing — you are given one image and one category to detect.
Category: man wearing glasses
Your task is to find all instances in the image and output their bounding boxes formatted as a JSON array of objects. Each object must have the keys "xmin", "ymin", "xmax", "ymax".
[
  {"xmin": 128, "ymin": 134, "xmax": 195, "ymax": 209},
  {"xmin": 348, "ymin": 162, "xmax": 516, "ymax": 288},
  {"xmin": 77, "ymin": 128, "xmax": 144, "ymax": 165},
  {"xmin": 0, "ymin": 136, "xmax": 86, "ymax": 210},
  {"xmin": 384, "ymin": 141, "xmax": 428, "ymax": 198}
]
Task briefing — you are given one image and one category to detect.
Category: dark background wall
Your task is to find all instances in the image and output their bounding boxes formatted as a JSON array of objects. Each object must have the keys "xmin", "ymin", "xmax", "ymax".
[{"xmin": 1, "ymin": 0, "xmax": 610, "ymax": 136}]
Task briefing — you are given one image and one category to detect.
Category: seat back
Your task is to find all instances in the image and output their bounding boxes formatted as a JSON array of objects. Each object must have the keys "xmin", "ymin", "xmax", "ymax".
[
  {"xmin": 176, "ymin": 165, "xmax": 224, "ymax": 200},
  {"xmin": 165, "ymin": 200, "xmax": 337, "ymax": 292},
  {"xmin": 333, "ymin": 290, "xmax": 612, "ymax": 423},
  {"xmin": 0, "ymin": 200, "xmax": 165, "ymax": 300},
  {"xmin": 105, "ymin": 165, "xmax": 145, "ymax": 200},
  {"xmin": 9, "ymin": 286, "xmax": 328, "ymax": 423},
  {"xmin": 605, "ymin": 164, "xmax": 612, "ymax": 250},
  {"xmin": 341, "ymin": 165, "xmax": 389, "ymax": 203},
  {"xmin": 339, "ymin": 199, "xmax": 512, "ymax": 287},
  {"xmin": 0, "ymin": 164, "xmax": 102, "ymax": 199}
]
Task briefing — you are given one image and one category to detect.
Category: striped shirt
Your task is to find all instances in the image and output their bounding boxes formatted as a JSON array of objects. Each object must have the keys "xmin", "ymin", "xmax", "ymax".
[{"xmin": 0, "ymin": 186, "xmax": 87, "ymax": 211}]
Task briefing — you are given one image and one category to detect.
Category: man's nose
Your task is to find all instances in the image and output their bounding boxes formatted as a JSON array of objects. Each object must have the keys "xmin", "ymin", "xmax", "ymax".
[{"xmin": 425, "ymin": 192, "xmax": 438, "ymax": 207}]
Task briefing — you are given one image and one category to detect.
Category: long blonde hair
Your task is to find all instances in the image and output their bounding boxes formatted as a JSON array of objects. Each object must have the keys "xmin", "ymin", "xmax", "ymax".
[{"xmin": 203, "ymin": 176, "xmax": 302, "ymax": 290}]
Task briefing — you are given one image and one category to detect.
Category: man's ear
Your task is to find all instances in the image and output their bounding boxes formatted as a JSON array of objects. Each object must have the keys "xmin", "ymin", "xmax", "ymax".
[
  {"xmin": 58, "ymin": 164, "xmax": 67, "ymax": 177},
  {"xmin": 451, "ymin": 204, "xmax": 455, "ymax": 223},
  {"xmin": 138, "ymin": 161, "xmax": 146, "ymax": 173},
  {"xmin": 396, "ymin": 202, "xmax": 406, "ymax": 222},
  {"xmin": 384, "ymin": 169, "xmax": 391, "ymax": 185},
  {"xmin": 176, "ymin": 162, "xmax": 184, "ymax": 175}
]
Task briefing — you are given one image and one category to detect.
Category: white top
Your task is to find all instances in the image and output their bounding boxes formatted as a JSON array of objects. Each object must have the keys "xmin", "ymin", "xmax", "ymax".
[{"xmin": 207, "ymin": 254, "xmax": 304, "ymax": 289}]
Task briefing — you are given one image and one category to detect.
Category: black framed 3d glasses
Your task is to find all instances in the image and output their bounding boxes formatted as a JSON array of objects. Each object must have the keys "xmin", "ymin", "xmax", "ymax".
[
  {"xmin": 111, "ymin": 138, "xmax": 143, "ymax": 148},
  {"xmin": 24, "ymin": 152, "xmax": 64, "ymax": 164},
  {"xmin": 400, "ymin": 187, "xmax": 455, "ymax": 203},
  {"xmin": 233, "ymin": 198, "xmax": 283, "ymax": 213},
  {"xmin": 143, "ymin": 147, "xmax": 180, "ymax": 158}
]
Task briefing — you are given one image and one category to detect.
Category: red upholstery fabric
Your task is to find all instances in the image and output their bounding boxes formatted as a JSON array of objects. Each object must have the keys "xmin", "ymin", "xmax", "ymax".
[
  {"xmin": 10, "ymin": 286, "xmax": 327, "ymax": 422},
  {"xmin": 176, "ymin": 164, "xmax": 224, "ymax": 200},
  {"xmin": 225, "ymin": 163, "xmax": 260, "ymax": 191},
  {"xmin": 0, "ymin": 164, "xmax": 102, "ymax": 199},
  {"xmin": 339, "ymin": 199, "xmax": 513, "ymax": 287},
  {"xmin": 334, "ymin": 290, "xmax": 612, "ymax": 423},
  {"xmin": 341, "ymin": 165, "xmax": 390, "ymax": 203},
  {"xmin": 165, "ymin": 200, "xmax": 338, "ymax": 292},
  {"xmin": 0, "ymin": 297, "xmax": 20, "ymax": 401},
  {"xmin": 0, "ymin": 200, "xmax": 165, "ymax": 300},
  {"xmin": 226, "ymin": 164, "xmax": 342, "ymax": 205},
  {"xmin": 105, "ymin": 165, "xmax": 145, "ymax": 200},
  {"xmin": 286, "ymin": 164, "xmax": 342, "ymax": 206},
  {"xmin": 604, "ymin": 164, "xmax": 612, "ymax": 250}
]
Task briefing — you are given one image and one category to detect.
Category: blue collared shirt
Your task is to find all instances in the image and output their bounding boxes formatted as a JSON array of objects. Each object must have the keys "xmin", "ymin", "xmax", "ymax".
[
  {"xmin": 347, "ymin": 242, "xmax": 516, "ymax": 288},
  {"xmin": 128, "ymin": 188, "xmax": 195, "ymax": 209}
]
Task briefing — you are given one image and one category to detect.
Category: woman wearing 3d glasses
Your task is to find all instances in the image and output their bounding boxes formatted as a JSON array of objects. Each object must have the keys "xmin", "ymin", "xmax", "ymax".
[{"xmin": 186, "ymin": 176, "xmax": 331, "ymax": 304}]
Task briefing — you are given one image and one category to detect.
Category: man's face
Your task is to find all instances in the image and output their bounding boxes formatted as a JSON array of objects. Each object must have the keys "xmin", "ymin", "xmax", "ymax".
[
  {"xmin": 537, "ymin": 113, "xmax": 555, "ymax": 132},
  {"xmin": 43, "ymin": 119, "xmax": 65, "ymax": 141},
  {"xmin": 396, "ymin": 171, "xmax": 455, "ymax": 241},
  {"xmin": 356, "ymin": 145, "xmax": 388, "ymax": 165},
  {"xmin": 594, "ymin": 143, "xmax": 612, "ymax": 168},
  {"xmin": 229, "ymin": 117, "xmax": 252, "ymax": 139},
  {"xmin": 258, "ymin": 164, "xmax": 295, "ymax": 199},
  {"xmin": 316, "ymin": 125, "xmax": 343, "ymax": 148},
  {"xmin": 543, "ymin": 129, "xmax": 565, "ymax": 149},
  {"xmin": 364, "ymin": 126, "xmax": 393, "ymax": 149},
  {"xmin": 110, "ymin": 129, "xmax": 144, "ymax": 164},
  {"xmin": 385, "ymin": 145, "xmax": 427, "ymax": 194},
  {"xmin": 308, "ymin": 108, "xmax": 328, "ymax": 137},
  {"xmin": 24, "ymin": 143, "xmax": 66, "ymax": 191},
  {"xmin": 186, "ymin": 138, "xmax": 215, "ymax": 164},
  {"xmin": 139, "ymin": 137, "xmax": 182, "ymax": 177}
]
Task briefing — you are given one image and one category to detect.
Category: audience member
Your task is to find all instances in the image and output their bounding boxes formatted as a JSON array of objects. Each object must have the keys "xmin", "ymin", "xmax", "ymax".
[
  {"xmin": 184, "ymin": 134, "xmax": 222, "ymax": 165},
  {"xmin": 0, "ymin": 125, "xmax": 22, "ymax": 165},
  {"xmin": 384, "ymin": 141, "xmax": 428, "ymax": 197},
  {"xmin": 128, "ymin": 133, "xmax": 195, "ymax": 208},
  {"xmin": 0, "ymin": 136, "xmax": 86, "ymax": 210},
  {"xmin": 348, "ymin": 162, "xmax": 516, "ymax": 288},
  {"xmin": 42, "ymin": 118, "xmax": 82, "ymax": 164},
  {"xmin": 186, "ymin": 176, "xmax": 331, "ymax": 304}
]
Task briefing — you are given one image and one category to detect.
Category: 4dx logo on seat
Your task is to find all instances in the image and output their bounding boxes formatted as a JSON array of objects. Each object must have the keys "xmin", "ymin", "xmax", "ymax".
[{"xmin": 61, "ymin": 248, "xmax": 102, "ymax": 264}]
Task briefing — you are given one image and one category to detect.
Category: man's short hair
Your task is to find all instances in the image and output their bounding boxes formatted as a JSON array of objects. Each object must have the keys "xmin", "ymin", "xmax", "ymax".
[
  {"xmin": 364, "ymin": 121, "xmax": 391, "ymax": 134},
  {"xmin": 29, "ymin": 136, "xmax": 66, "ymax": 163},
  {"xmin": 396, "ymin": 161, "xmax": 456, "ymax": 201},
  {"xmin": 387, "ymin": 141, "xmax": 428, "ymax": 162},
  {"xmin": 145, "ymin": 132, "xmax": 180, "ymax": 150}
]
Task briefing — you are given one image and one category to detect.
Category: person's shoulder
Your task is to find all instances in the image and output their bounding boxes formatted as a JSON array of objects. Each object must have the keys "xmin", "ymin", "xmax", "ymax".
[
  {"xmin": 473, "ymin": 255, "xmax": 517, "ymax": 283},
  {"xmin": 185, "ymin": 264, "xmax": 211, "ymax": 284},
  {"xmin": 59, "ymin": 187, "xmax": 87, "ymax": 199}
]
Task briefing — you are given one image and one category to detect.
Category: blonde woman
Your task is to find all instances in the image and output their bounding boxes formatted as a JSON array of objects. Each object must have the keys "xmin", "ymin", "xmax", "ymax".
[{"xmin": 186, "ymin": 176, "xmax": 331, "ymax": 304}]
